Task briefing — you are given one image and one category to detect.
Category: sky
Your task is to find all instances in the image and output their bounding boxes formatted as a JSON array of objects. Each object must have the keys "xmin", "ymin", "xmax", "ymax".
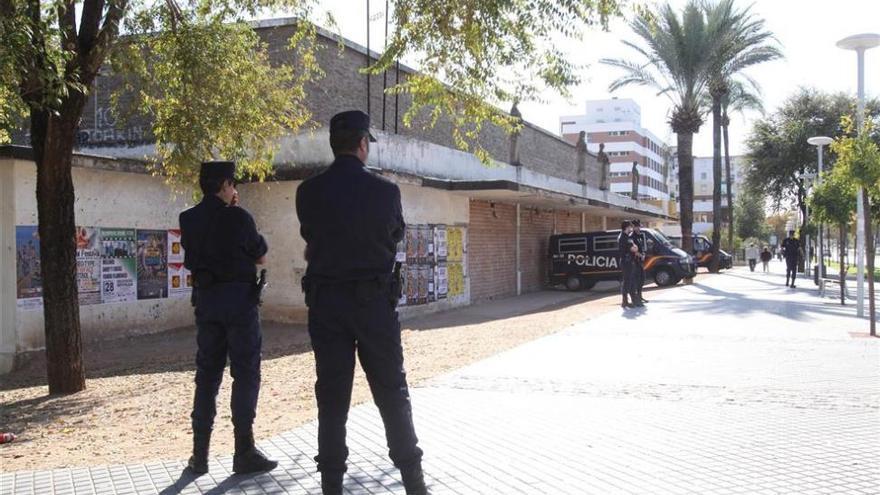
[{"xmin": 306, "ymin": 0, "xmax": 880, "ymax": 158}]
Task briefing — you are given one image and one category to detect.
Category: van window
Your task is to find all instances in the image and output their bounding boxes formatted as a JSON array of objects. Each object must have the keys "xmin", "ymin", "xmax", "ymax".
[
  {"xmin": 593, "ymin": 235, "xmax": 618, "ymax": 252},
  {"xmin": 558, "ymin": 237, "xmax": 587, "ymax": 253}
]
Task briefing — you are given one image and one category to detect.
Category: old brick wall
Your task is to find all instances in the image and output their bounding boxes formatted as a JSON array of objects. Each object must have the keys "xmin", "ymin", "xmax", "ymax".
[
  {"xmin": 468, "ymin": 200, "xmax": 517, "ymax": 302},
  {"xmin": 13, "ymin": 22, "xmax": 600, "ymax": 185}
]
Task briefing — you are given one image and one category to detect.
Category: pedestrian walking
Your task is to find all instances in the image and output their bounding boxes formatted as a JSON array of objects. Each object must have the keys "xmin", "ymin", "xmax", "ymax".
[
  {"xmin": 179, "ymin": 161, "xmax": 277, "ymax": 475},
  {"xmin": 781, "ymin": 230, "xmax": 801, "ymax": 288},
  {"xmin": 632, "ymin": 219, "xmax": 648, "ymax": 303},
  {"xmin": 296, "ymin": 110, "xmax": 428, "ymax": 495},
  {"xmin": 618, "ymin": 221, "xmax": 642, "ymax": 308},
  {"xmin": 760, "ymin": 246, "xmax": 772, "ymax": 273},
  {"xmin": 746, "ymin": 243, "xmax": 759, "ymax": 272}
]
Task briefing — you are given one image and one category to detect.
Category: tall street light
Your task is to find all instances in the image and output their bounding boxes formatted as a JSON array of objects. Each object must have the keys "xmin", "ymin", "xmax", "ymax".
[
  {"xmin": 837, "ymin": 33, "xmax": 880, "ymax": 318},
  {"xmin": 808, "ymin": 136, "xmax": 833, "ymax": 281}
]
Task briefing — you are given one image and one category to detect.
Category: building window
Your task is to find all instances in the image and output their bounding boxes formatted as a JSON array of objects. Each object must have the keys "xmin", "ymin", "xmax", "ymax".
[{"xmin": 701, "ymin": 172, "xmax": 707, "ymax": 180}]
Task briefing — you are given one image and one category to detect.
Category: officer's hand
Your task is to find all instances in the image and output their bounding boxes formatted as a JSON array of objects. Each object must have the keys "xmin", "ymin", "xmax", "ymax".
[{"xmin": 230, "ymin": 191, "xmax": 240, "ymax": 206}]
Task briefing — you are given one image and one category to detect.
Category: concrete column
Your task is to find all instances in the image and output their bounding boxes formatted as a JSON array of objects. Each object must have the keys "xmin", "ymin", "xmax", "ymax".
[
  {"xmin": 602, "ymin": 216, "xmax": 608, "ymax": 230},
  {"xmin": 581, "ymin": 212, "xmax": 586, "ymax": 232},
  {"xmin": 516, "ymin": 203, "xmax": 522, "ymax": 296},
  {"xmin": 0, "ymin": 158, "xmax": 17, "ymax": 373}
]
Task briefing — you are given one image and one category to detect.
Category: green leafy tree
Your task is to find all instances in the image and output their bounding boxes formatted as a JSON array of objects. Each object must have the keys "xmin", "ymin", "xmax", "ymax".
[
  {"xmin": 744, "ymin": 88, "xmax": 880, "ymax": 220},
  {"xmin": 831, "ymin": 117, "xmax": 880, "ymax": 334},
  {"xmin": 602, "ymin": 1, "xmax": 717, "ymax": 260},
  {"xmin": 734, "ymin": 187, "xmax": 767, "ymax": 241},
  {"xmin": 809, "ymin": 168, "xmax": 856, "ymax": 305},
  {"xmin": 703, "ymin": 0, "xmax": 780, "ymax": 273},
  {"xmin": 0, "ymin": 0, "xmax": 624, "ymax": 393}
]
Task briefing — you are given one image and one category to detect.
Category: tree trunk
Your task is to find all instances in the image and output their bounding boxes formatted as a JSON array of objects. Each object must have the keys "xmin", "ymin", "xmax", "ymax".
[
  {"xmin": 677, "ymin": 131, "xmax": 695, "ymax": 281},
  {"xmin": 840, "ymin": 224, "xmax": 847, "ymax": 306},
  {"xmin": 723, "ymin": 114, "xmax": 733, "ymax": 253},
  {"xmin": 710, "ymin": 98, "xmax": 722, "ymax": 273},
  {"xmin": 863, "ymin": 194, "xmax": 875, "ymax": 336},
  {"xmin": 30, "ymin": 106, "xmax": 86, "ymax": 394}
]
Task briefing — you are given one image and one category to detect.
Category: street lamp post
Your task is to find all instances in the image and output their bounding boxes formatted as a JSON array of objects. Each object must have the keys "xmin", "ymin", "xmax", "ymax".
[
  {"xmin": 808, "ymin": 136, "xmax": 833, "ymax": 281},
  {"xmin": 801, "ymin": 172, "xmax": 817, "ymax": 279},
  {"xmin": 837, "ymin": 33, "xmax": 880, "ymax": 317}
]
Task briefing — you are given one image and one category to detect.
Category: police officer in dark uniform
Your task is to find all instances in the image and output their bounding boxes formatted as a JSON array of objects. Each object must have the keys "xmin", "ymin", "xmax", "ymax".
[
  {"xmin": 179, "ymin": 161, "xmax": 277, "ymax": 475},
  {"xmin": 618, "ymin": 220, "xmax": 643, "ymax": 308},
  {"xmin": 781, "ymin": 229, "xmax": 800, "ymax": 288},
  {"xmin": 632, "ymin": 219, "xmax": 648, "ymax": 303},
  {"xmin": 296, "ymin": 111, "xmax": 427, "ymax": 495}
]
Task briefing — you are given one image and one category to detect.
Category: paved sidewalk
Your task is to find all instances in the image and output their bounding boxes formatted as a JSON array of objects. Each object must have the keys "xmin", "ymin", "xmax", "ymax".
[{"xmin": 3, "ymin": 262, "xmax": 879, "ymax": 494}]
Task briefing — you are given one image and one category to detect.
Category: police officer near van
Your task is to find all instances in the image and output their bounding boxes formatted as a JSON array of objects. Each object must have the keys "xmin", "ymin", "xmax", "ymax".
[
  {"xmin": 179, "ymin": 161, "xmax": 277, "ymax": 475},
  {"xmin": 618, "ymin": 221, "xmax": 643, "ymax": 308},
  {"xmin": 296, "ymin": 111, "xmax": 428, "ymax": 495},
  {"xmin": 781, "ymin": 230, "xmax": 801, "ymax": 288},
  {"xmin": 632, "ymin": 219, "xmax": 648, "ymax": 303}
]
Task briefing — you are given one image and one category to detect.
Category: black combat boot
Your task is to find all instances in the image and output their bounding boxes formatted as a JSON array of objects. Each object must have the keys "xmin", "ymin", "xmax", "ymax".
[
  {"xmin": 232, "ymin": 427, "xmax": 278, "ymax": 474},
  {"xmin": 401, "ymin": 464, "xmax": 429, "ymax": 495},
  {"xmin": 320, "ymin": 472, "xmax": 344, "ymax": 495},
  {"xmin": 187, "ymin": 429, "xmax": 211, "ymax": 475}
]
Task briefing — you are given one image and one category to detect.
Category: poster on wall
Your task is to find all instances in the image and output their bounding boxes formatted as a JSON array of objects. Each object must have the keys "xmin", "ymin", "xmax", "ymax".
[
  {"xmin": 435, "ymin": 263, "xmax": 448, "ymax": 300},
  {"xmin": 101, "ymin": 228, "xmax": 137, "ymax": 303},
  {"xmin": 75, "ymin": 226, "xmax": 103, "ymax": 305},
  {"xmin": 396, "ymin": 264, "xmax": 407, "ymax": 307},
  {"xmin": 406, "ymin": 264, "xmax": 419, "ymax": 305},
  {"xmin": 434, "ymin": 225, "xmax": 448, "ymax": 262},
  {"xmin": 167, "ymin": 229, "xmax": 193, "ymax": 298},
  {"xmin": 448, "ymin": 263, "xmax": 465, "ymax": 299},
  {"xmin": 406, "ymin": 227, "xmax": 419, "ymax": 263},
  {"xmin": 417, "ymin": 226, "xmax": 431, "ymax": 263},
  {"xmin": 447, "ymin": 227, "xmax": 463, "ymax": 263},
  {"xmin": 167, "ymin": 229, "xmax": 185, "ymax": 264},
  {"xmin": 168, "ymin": 262, "xmax": 193, "ymax": 297},
  {"xmin": 137, "ymin": 229, "xmax": 168, "ymax": 299},
  {"xmin": 15, "ymin": 226, "xmax": 43, "ymax": 310}
]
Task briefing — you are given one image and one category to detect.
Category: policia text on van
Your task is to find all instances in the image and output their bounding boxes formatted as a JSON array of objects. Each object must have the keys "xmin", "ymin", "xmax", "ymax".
[{"xmin": 548, "ymin": 228, "xmax": 697, "ymax": 291}]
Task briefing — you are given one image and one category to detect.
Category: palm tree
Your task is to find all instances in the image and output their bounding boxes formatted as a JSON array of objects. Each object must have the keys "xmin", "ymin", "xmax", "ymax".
[
  {"xmin": 602, "ymin": 1, "xmax": 716, "ymax": 258},
  {"xmin": 704, "ymin": 0, "xmax": 781, "ymax": 272},
  {"xmin": 721, "ymin": 80, "xmax": 764, "ymax": 252}
]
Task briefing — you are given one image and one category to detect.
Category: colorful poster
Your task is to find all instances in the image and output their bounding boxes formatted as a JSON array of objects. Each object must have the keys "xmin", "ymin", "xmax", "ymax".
[
  {"xmin": 448, "ymin": 263, "xmax": 465, "ymax": 298},
  {"xmin": 395, "ymin": 234, "xmax": 407, "ymax": 263},
  {"xmin": 15, "ymin": 226, "xmax": 43, "ymax": 310},
  {"xmin": 406, "ymin": 264, "xmax": 419, "ymax": 305},
  {"xmin": 435, "ymin": 263, "xmax": 448, "ymax": 300},
  {"xmin": 137, "ymin": 229, "xmax": 168, "ymax": 299},
  {"xmin": 448, "ymin": 227, "xmax": 463, "ymax": 263},
  {"xmin": 406, "ymin": 227, "xmax": 419, "ymax": 263},
  {"xmin": 418, "ymin": 266, "xmax": 432, "ymax": 304},
  {"xmin": 168, "ymin": 263, "xmax": 193, "ymax": 298},
  {"xmin": 101, "ymin": 228, "xmax": 137, "ymax": 303},
  {"xmin": 167, "ymin": 229, "xmax": 185, "ymax": 264},
  {"xmin": 75, "ymin": 226, "xmax": 102, "ymax": 305},
  {"xmin": 397, "ymin": 264, "xmax": 408, "ymax": 307},
  {"xmin": 417, "ymin": 226, "xmax": 431, "ymax": 263},
  {"xmin": 435, "ymin": 225, "xmax": 448, "ymax": 262}
]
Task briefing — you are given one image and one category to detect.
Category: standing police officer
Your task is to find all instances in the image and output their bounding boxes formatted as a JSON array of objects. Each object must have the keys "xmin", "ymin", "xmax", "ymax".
[
  {"xmin": 179, "ymin": 161, "xmax": 277, "ymax": 475},
  {"xmin": 296, "ymin": 111, "xmax": 427, "ymax": 495},
  {"xmin": 781, "ymin": 229, "xmax": 800, "ymax": 288},
  {"xmin": 618, "ymin": 221, "xmax": 642, "ymax": 308},
  {"xmin": 632, "ymin": 219, "xmax": 648, "ymax": 303}
]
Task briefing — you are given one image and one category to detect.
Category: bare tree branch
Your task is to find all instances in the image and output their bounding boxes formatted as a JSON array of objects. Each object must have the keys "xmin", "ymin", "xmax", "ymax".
[{"xmin": 82, "ymin": 0, "xmax": 127, "ymax": 79}]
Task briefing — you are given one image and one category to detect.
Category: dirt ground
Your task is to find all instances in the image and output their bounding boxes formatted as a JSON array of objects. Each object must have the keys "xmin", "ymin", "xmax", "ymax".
[{"xmin": 0, "ymin": 286, "xmax": 630, "ymax": 472}]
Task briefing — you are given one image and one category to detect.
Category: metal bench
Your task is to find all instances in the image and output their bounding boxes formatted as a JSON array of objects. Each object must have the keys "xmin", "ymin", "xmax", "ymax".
[{"xmin": 818, "ymin": 277, "xmax": 848, "ymax": 299}]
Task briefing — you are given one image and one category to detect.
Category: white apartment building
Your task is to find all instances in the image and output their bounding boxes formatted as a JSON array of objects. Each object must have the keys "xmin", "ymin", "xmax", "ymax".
[
  {"xmin": 560, "ymin": 98, "xmax": 673, "ymax": 202},
  {"xmin": 668, "ymin": 155, "xmax": 746, "ymax": 234}
]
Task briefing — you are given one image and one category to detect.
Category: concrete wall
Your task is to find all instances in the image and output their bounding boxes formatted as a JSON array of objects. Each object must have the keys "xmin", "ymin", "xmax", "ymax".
[
  {"xmin": 0, "ymin": 158, "xmax": 16, "ymax": 372},
  {"xmin": 7, "ymin": 159, "xmax": 195, "ymax": 358}
]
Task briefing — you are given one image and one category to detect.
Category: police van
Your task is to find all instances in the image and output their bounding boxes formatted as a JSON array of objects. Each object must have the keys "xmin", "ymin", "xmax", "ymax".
[
  {"xmin": 667, "ymin": 234, "xmax": 733, "ymax": 270},
  {"xmin": 548, "ymin": 228, "xmax": 697, "ymax": 291}
]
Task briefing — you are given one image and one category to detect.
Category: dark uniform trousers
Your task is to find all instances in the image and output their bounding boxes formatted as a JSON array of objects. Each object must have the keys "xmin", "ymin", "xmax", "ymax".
[
  {"xmin": 306, "ymin": 278, "xmax": 422, "ymax": 475},
  {"xmin": 620, "ymin": 259, "xmax": 640, "ymax": 303},
  {"xmin": 191, "ymin": 283, "xmax": 262, "ymax": 432}
]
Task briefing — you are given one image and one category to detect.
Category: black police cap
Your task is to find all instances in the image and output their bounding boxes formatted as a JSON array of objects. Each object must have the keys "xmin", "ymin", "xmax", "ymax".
[
  {"xmin": 200, "ymin": 161, "xmax": 236, "ymax": 182},
  {"xmin": 330, "ymin": 110, "xmax": 377, "ymax": 142}
]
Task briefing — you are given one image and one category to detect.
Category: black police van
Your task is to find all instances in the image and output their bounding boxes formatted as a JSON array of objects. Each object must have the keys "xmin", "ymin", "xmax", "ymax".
[
  {"xmin": 549, "ymin": 228, "xmax": 697, "ymax": 291},
  {"xmin": 667, "ymin": 234, "xmax": 733, "ymax": 270}
]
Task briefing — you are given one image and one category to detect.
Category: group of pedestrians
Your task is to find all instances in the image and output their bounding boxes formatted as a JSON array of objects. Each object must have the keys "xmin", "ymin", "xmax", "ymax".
[
  {"xmin": 744, "ymin": 230, "xmax": 802, "ymax": 288},
  {"xmin": 618, "ymin": 219, "xmax": 647, "ymax": 309},
  {"xmin": 745, "ymin": 243, "xmax": 774, "ymax": 273}
]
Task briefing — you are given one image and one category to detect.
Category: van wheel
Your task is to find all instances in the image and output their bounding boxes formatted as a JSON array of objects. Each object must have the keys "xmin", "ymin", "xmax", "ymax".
[
  {"xmin": 653, "ymin": 268, "xmax": 677, "ymax": 287},
  {"xmin": 580, "ymin": 278, "xmax": 596, "ymax": 291},
  {"xmin": 565, "ymin": 276, "xmax": 581, "ymax": 291}
]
